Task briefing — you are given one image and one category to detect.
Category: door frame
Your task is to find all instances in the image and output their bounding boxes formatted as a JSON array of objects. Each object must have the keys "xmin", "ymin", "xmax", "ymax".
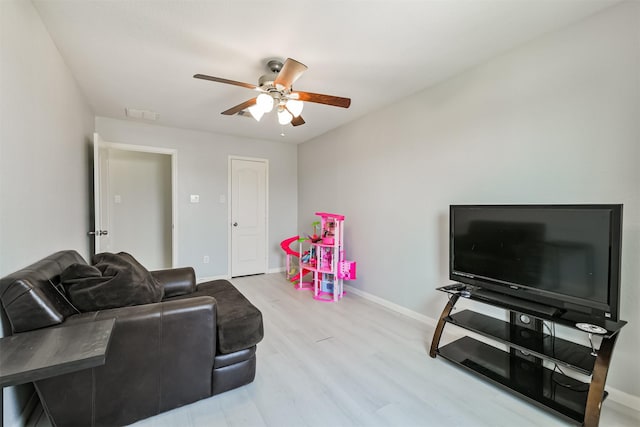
[
  {"xmin": 227, "ymin": 155, "xmax": 269, "ymax": 277},
  {"xmin": 94, "ymin": 134, "xmax": 179, "ymax": 267}
]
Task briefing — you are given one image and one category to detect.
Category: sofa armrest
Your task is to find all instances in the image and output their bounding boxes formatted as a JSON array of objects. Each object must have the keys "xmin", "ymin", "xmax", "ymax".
[
  {"xmin": 151, "ymin": 266, "xmax": 196, "ymax": 298},
  {"xmin": 35, "ymin": 296, "xmax": 216, "ymax": 427}
]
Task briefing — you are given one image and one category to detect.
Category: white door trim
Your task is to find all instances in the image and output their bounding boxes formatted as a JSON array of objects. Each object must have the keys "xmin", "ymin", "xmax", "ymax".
[
  {"xmin": 227, "ymin": 155, "xmax": 269, "ymax": 277},
  {"xmin": 94, "ymin": 135, "xmax": 179, "ymax": 267}
]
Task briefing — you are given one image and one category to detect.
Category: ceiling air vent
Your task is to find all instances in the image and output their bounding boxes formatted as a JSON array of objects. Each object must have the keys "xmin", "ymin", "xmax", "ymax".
[{"xmin": 125, "ymin": 108, "xmax": 158, "ymax": 121}]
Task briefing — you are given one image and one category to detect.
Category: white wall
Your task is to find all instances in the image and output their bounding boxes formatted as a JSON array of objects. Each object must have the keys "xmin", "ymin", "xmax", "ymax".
[
  {"xmin": 299, "ymin": 1, "xmax": 639, "ymax": 401},
  {"xmin": 95, "ymin": 117, "xmax": 298, "ymax": 279},
  {"xmin": 0, "ymin": 1, "xmax": 94, "ymax": 425}
]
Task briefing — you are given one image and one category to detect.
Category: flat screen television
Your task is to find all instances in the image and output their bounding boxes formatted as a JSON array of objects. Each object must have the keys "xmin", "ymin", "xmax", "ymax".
[{"xmin": 450, "ymin": 204, "xmax": 623, "ymax": 321}]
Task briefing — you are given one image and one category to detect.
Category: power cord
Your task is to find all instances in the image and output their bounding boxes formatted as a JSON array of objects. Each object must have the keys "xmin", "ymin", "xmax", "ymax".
[
  {"xmin": 543, "ymin": 321, "xmax": 590, "ymax": 392},
  {"xmin": 551, "ymin": 364, "xmax": 590, "ymax": 392}
]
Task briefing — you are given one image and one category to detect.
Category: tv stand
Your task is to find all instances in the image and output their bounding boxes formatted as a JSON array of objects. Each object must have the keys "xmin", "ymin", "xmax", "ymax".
[{"xmin": 430, "ymin": 284, "xmax": 627, "ymax": 427}]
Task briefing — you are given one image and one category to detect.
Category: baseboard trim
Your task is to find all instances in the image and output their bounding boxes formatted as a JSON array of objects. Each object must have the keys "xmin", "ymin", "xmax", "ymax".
[
  {"xmin": 197, "ymin": 275, "xmax": 229, "ymax": 283},
  {"xmin": 606, "ymin": 387, "xmax": 640, "ymax": 412},
  {"xmin": 199, "ymin": 268, "xmax": 285, "ymax": 283},
  {"xmin": 343, "ymin": 283, "xmax": 639, "ymax": 410},
  {"xmin": 344, "ymin": 284, "xmax": 437, "ymax": 328}
]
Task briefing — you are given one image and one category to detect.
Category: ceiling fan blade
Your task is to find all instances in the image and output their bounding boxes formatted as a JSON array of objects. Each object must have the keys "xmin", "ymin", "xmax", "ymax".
[
  {"xmin": 221, "ymin": 98, "xmax": 257, "ymax": 115},
  {"xmin": 291, "ymin": 115, "xmax": 305, "ymax": 126},
  {"xmin": 194, "ymin": 74, "xmax": 257, "ymax": 90},
  {"xmin": 293, "ymin": 91, "xmax": 351, "ymax": 108},
  {"xmin": 274, "ymin": 58, "xmax": 308, "ymax": 89}
]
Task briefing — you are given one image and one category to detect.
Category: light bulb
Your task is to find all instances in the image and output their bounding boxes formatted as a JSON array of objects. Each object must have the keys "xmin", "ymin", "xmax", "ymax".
[
  {"xmin": 286, "ymin": 99, "xmax": 303, "ymax": 117},
  {"xmin": 248, "ymin": 105, "xmax": 264, "ymax": 121},
  {"xmin": 256, "ymin": 93, "xmax": 274, "ymax": 113},
  {"xmin": 277, "ymin": 108, "xmax": 293, "ymax": 125}
]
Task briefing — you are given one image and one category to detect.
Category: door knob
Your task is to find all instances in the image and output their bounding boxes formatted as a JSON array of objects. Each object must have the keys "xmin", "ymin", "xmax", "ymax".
[{"xmin": 233, "ymin": 222, "xmax": 238, "ymax": 227}]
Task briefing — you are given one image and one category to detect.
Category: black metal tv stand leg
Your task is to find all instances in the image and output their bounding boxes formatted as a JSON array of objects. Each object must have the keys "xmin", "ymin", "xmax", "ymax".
[
  {"xmin": 584, "ymin": 333, "xmax": 619, "ymax": 427},
  {"xmin": 429, "ymin": 294, "xmax": 459, "ymax": 358}
]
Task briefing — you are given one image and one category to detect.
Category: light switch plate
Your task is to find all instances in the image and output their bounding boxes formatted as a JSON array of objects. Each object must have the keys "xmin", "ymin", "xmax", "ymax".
[{"xmin": 190, "ymin": 194, "xmax": 200, "ymax": 203}]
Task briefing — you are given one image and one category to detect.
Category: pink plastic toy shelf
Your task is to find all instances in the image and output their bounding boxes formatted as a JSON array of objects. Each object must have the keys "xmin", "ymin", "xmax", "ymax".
[{"xmin": 280, "ymin": 212, "xmax": 356, "ymax": 302}]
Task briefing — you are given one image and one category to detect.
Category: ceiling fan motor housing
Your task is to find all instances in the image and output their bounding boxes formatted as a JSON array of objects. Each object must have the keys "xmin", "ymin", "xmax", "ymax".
[{"xmin": 258, "ymin": 73, "xmax": 279, "ymax": 89}]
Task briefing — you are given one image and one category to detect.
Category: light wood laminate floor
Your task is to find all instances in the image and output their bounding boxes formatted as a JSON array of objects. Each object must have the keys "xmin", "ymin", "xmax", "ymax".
[{"xmin": 29, "ymin": 273, "xmax": 639, "ymax": 427}]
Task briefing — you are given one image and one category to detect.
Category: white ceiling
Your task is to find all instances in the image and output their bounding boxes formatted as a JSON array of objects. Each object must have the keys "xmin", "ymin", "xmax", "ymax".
[{"xmin": 33, "ymin": 0, "xmax": 620, "ymax": 144}]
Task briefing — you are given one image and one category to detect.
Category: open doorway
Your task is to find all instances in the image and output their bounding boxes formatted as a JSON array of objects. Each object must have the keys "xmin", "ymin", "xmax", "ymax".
[{"xmin": 92, "ymin": 133, "xmax": 177, "ymax": 269}]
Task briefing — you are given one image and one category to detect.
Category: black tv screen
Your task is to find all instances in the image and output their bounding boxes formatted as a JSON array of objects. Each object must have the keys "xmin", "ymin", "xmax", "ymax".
[{"xmin": 450, "ymin": 204, "xmax": 622, "ymax": 321}]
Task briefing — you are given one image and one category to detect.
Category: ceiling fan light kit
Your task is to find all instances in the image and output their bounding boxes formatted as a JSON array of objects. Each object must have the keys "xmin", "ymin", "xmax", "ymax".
[
  {"xmin": 256, "ymin": 93, "xmax": 274, "ymax": 113},
  {"xmin": 247, "ymin": 104, "xmax": 265, "ymax": 121},
  {"xmin": 277, "ymin": 107, "xmax": 293, "ymax": 125},
  {"xmin": 286, "ymin": 99, "xmax": 303, "ymax": 117},
  {"xmin": 194, "ymin": 58, "xmax": 351, "ymax": 128}
]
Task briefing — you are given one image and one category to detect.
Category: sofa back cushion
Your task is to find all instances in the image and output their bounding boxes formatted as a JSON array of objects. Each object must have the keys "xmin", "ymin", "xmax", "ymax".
[{"xmin": 0, "ymin": 250, "xmax": 83, "ymax": 333}]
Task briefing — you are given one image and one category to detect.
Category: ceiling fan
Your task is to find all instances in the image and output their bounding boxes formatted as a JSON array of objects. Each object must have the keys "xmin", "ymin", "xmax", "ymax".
[{"xmin": 194, "ymin": 58, "xmax": 351, "ymax": 127}]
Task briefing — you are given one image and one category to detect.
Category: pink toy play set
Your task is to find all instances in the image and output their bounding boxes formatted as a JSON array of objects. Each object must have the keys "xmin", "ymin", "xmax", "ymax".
[{"xmin": 280, "ymin": 212, "xmax": 357, "ymax": 302}]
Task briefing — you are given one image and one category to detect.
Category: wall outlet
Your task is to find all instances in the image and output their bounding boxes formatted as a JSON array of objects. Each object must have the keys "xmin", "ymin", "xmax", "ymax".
[
  {"xmin": 203, "ymin": 255, "xmax": 210, "ymax": 264},
  {"xmin": 190, "ymin": 194, "xmax": 200, "ymax": 203}
]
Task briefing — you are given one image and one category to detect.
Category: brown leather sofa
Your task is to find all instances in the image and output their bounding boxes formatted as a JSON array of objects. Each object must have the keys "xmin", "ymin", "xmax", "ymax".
[{"xmin": 0, "ymin": 250, "xmax": 264, "ymax": 427}]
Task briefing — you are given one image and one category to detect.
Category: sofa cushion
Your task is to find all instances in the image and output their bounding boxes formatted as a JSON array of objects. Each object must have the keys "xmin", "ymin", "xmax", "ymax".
[
  {"xmin": 167, "ymin": 280, "xmax": 263, "ymax": 354},
  {"xmin": 0, "ymin": 250, "xmax": 83, "ymax": 333},
  {"xmin": 198, "ymin": 280, "xmax": 263, "ymax": 354},
  {"xmin": 62, "ymin": 252, "xmax": 164, "ymax": 312}
]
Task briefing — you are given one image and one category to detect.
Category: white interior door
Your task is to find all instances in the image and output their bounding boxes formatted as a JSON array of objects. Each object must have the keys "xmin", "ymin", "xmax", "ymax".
[
  {"xmin": 230, "ymin": 158, "xmax": 267, "ymax": 277},
  {"xmin": 91, "ymin": 133, "xmax": 110, "ymax": 254},
  {"xmin": 91, "ymin": 133, "xmax": 176, "ymax": 269}
]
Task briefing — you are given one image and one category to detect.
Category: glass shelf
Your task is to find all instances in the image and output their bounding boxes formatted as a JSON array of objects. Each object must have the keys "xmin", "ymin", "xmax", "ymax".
[
  {"xmin": 437, "ymin": 336, "xmax": 592, "ymax": 424},
  {"xmin": 436, "ymin": 284, "xmax": 627, "ymax": 336},
  {"xmin": 446, "ymin": 310, "xmax": 595, "ymax": 375}
]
